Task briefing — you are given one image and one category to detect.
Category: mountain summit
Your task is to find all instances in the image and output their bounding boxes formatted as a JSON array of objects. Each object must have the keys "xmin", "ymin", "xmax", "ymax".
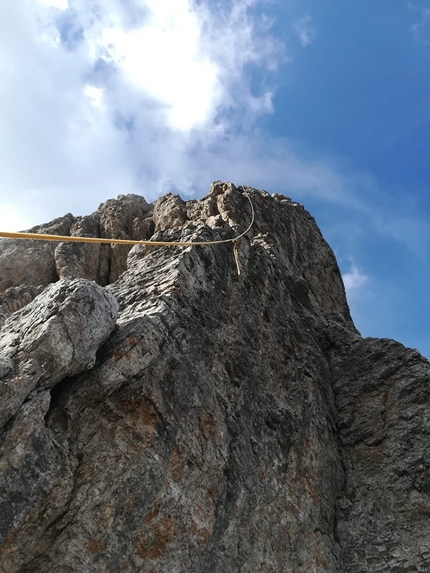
[{"xmin": 0, "ymin": 182, "xmax": 429, "ymax": 572}]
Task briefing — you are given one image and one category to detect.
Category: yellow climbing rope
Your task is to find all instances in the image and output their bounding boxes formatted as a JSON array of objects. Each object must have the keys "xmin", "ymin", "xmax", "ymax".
[{"xmin": 0, "ymin": 193, "xmax": 255, "ymax": 275}]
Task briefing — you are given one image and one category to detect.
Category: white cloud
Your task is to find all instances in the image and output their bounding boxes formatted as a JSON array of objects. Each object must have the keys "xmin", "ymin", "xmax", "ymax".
[
  {"xmin": 0, "ymin": 205, "xmax": 36, "ymax": 233},
  {"xmin": 38, "ymin": 0, "xmax": 69, "ymax": 10},
  {"xmin": 342, "ymin": 264, "xmax": 368, "ymax": 299},
  {"xmin": 0, "ymin": 0, "xmax": 293, "ymax": 227},
  {"xmin": 84, "ymin": 85, "xmax": 105, "ymax": 109},
  {"xmin": 99, "ymin": 2, "xmax": 221, "ymax": 130},
  {"xmin": 294, "ymin": 14, "xmax": 315, "ymax": 47}
]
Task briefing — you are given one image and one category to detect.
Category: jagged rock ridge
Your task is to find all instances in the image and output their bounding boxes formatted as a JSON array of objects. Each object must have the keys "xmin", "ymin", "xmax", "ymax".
[{"xmin": 0, "ymin": 182, "xmax": 429, "ymax": 572}]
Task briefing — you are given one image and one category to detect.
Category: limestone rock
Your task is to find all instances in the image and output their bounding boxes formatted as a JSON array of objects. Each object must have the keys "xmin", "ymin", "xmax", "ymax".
[
  {"xmin": 54, "ymin": 215, "xmax": 102, "ymax": 282},
  {"xmin": 55, "ymin": 240, "xmax": 102, "ymax": 283},
  {"xmin": 0, "ymin": 278, "xmax": 118, "ymax": 429},
  {"xmin": 0, "ymin": 182, "xmax": 429, "ymax": 572},
  {"xmin": 0, "ymin": 284, "xmax": 44, "ymax": 330},
  {"xmin": 0, "ymin": 194, "xmax": 152, "ymax": 294},
  {"xmin": 330, "ymin": 336, "xmax": 430, "ymax": 572},
  {"xmin": 153, "ymin": 193, "xmax": 187, "ymax": 230},
  {"xmin": 0, "ymin": 214, "xmax": 75, "ymax": 292},
  {"xmin": 98, "ymin": 193, "xmax": 150, "ymax": 238},
  {"xmin": 98, "ymin": 193, "xmax": 152, "ymax": 283}
]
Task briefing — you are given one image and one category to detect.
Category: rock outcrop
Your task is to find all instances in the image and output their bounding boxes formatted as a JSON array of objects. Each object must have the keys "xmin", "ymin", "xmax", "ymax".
[
  {"xmin": 0, "ymin": 194, "xmax": 153, "ymax": 293},
  {"xmin": 331, "ymin": 337, "xmax": 430, "ymax": 571},
  {"xmin": 0, "ymin": 182, "xmax": 429, "ymax": 572}
]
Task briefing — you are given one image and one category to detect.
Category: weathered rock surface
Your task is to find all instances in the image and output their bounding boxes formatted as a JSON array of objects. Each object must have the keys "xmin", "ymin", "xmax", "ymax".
[
  {"xmin": 0, "ymin": 194, "xmax": 153, "ymax": 292},
  {"xmin": 0, "ymin": 182, "xmax": 429, "ymax": 572},
  {"xmin": 0, "ymin": 285, "xmax": 44, "ymax": 330},
  {"xmin": 0, "ymin": 278, "xmax": 118, "ymax": 428},
  {"xmin": 330, "ymin": 336, "xmax": 430, "ymax": 572},
  {"xmin": 0, "ymin": 215, "xmax": 75, "ymax": 292}
]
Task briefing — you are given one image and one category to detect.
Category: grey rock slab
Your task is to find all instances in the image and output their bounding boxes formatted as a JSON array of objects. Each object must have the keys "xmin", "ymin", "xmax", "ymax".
[
  {"xmin": 54, "ymin": 194, "xmax": 153, "ymax": 286},
  {"xmin": 0, "ymin": 239, "xmax": 57, "ymax": 293},
  {"xmin": 0, "ymin": 215, "xmax": 75, "ymax": 293},
  {"xmin": 0, "ymin": 388, "xmax": 77, "ymax": 573},
  {"xmin": 0, "ymin": 194, "xmax": 153, "ymax": 294},
  {"xmin": 153, "ymin": 193, "xmax": 187, "ymax": 231},
  {"xmin": 331, "ymin": 337, "xmax": 430, "ymax": 572},
  {"xmin": 0, "ymin": 284, "xmax": 44, "ymax": 330},
  {"xmin": 0, "ymin": 278, "xmax": 118, "ymax": 429},
  {"xmin": 55, "ymin": 241, "xmax": 102, "ymax": 282}
]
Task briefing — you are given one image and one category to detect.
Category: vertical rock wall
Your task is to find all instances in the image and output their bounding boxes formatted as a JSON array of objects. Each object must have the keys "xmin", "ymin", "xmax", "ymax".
[{"xmin": 0, "ymin": 182, "xmax": 429, "ymax": 572}]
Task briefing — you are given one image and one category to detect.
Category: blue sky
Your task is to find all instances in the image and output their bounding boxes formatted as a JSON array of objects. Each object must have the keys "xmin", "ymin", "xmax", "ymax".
[{"xmin": 0, "ymin": 0, "xmax": 429, "ymax": 357}]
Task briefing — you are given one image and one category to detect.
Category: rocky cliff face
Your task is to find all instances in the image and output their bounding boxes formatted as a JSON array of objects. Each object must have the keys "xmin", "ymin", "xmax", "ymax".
[{"xmin": 0, "ymin": 182, "xmax": 429, "ymax": 573}]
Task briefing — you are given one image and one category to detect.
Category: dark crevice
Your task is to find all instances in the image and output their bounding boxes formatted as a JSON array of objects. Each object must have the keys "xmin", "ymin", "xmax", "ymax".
[
  {"xmin": 94, "ymin": 324, "xmax": 120, "ymax": 363},
  {"xmin": 0, "ymin": 412, "xmax": 16, "ymax": 446},
  {"xmin": 44, "ymin": 375, "xmax": 79, "ymax": 424}
]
